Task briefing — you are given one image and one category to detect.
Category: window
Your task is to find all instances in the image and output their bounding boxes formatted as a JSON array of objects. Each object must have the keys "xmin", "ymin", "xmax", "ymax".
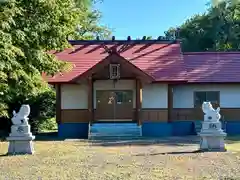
[
  {"xmin": 109, "ymin": 64, "xmax": 120, "ymax": 79},
  {"xmin": 115, "ymin": 91, "xmax": 132, "ymax": 104},
  {"xmin": 194, "ymin": 91, "xmax": 220, "ymax": 107}
]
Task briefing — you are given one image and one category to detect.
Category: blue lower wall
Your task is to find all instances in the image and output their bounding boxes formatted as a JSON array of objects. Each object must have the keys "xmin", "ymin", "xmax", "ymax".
[
  {"xmin": 142, "ymin": 122, "xmax": 172, "ymax": 137},
  {"xmin": 142, "ymin": 121, "xmax": 240, "ymax": 137},
  {"xmin": 171, "ymin": 121, "xmax": 195, "ymax": 136},
  {"xmin": 142, "ymin": 121, "xmax": 195, "ymax": 137},
  {"xmin": 226, "ymin": 122, "xmax": 240, "ymax": 135},
  {"xmin": 58, "ymin": 123, "xmax": 89, "ymax": 139},
  {"xmin": 57, "ymin": 121, "xmax": 240, "ymax": 139}
]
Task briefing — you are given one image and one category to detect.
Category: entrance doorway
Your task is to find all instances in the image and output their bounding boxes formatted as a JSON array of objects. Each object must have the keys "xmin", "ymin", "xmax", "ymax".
[{"xmin": 95, "ymin": 90, "xmax": 134, "ymax": 122}]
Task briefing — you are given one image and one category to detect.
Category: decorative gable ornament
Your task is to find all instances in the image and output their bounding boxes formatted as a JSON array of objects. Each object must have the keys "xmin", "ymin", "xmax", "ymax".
[{"xmin": 109, "ymin": 64, "xmax": 120, "ymax": 80}]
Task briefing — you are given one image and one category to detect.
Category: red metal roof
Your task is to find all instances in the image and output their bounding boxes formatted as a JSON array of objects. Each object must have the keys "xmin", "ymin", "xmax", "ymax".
[
  {"xmin": 45, "ymin": 40, "xmax": 240, "ymax": 84},
  {"xmin": 183, "ymin": 52, "xmax": 240, "ymax": 83},
  {"xmin": 46, "ymin": 40, "xmax": 186, "ymax": 83}
]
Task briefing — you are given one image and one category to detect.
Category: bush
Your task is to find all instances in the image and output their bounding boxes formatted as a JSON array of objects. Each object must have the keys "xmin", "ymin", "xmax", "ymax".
[
  {"xmin": 38, "ymin": 117, "xmax": 57, "ymax": 132},
  {"xmin": 27, "ymin": 89, "xmax": 56, "ymax": 133},
  {"xmin": 0, "ymin": 87, "xmax": 56, "ymax": 134}
]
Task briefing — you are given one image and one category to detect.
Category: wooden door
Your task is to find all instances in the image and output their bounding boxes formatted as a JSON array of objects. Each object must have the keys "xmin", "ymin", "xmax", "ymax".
[
  {"xmin": 95, "ymin": 90, "xmax": 115, "ymax": 120},
  {"xmin": 95, "ymin": 90, "xmax": 133, "ymax": 121},
  {"xmin": 114, "ymin": 91, "xmax": 133, "ymax": 119}
]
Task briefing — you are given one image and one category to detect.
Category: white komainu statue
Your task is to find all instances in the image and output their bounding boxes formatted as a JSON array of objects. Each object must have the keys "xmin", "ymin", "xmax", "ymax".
[
  {"xmin": 199, "ymin": 101, "xmax": 226, "ymax": 151},
  {"xmin": 202, "ymin": 102, "xmax": 221, "ymax": 122},
  {"xmin": 11, "ymin": 104, "xmax": 30, "ymax": 125},
  {"xmin": 7, "ymin": 104, "xmax": 35, "ymax": 155}
]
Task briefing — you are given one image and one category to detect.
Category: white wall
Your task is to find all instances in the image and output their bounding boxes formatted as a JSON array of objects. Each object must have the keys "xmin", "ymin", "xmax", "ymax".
[
  {"xmin": 60, "ymin": 81, "xmax": 169, "ymax": 110},
  {"xmin": 61, "ymin": 84, "xmax": 88, "ymax": 109},
  {"xmin": 173, "ymin": 84, "xmax": 240, "ymax": 108},
  {"xmin": 142, "ymin": 84, "xmax": 168, "ymax": 108},
  {"xmin": 93, "ymin": 80, "xmax": 136, "ymax": 108}
]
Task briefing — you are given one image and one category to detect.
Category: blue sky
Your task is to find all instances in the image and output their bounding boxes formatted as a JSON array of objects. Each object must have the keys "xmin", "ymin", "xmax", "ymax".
[{"xmin": 96, "ymin": 0, "xmax": 210, "ymax": 39}]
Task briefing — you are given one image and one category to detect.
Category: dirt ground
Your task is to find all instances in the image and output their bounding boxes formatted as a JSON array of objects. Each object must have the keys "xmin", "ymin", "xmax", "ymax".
[{"xmin": 0, "ymin": 136, "xmax": 240, "ymax": 180}]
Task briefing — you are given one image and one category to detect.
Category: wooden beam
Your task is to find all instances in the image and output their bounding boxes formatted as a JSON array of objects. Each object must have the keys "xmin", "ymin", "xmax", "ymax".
[
  {"xmin": 167, "ymin": 84, "xmax": 173, "ymax": 122},
  {"xmin": 56, "ymin": 84, "xmax": 61, "ymax": 124},
  {"xmin": 136, "ymin": 79, "xmax": 142, "ymax": 125},
  {"xmin": 88, "ymin": 77, "xmax": 94, "ymax": 125}
]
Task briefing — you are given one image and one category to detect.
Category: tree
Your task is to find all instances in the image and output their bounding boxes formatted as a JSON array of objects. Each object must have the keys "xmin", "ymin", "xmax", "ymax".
[
  {"xmin": 165, "ymin": 0, "xmax": 240, "ymax": 52},
  {"xmin": 136, "ymin": 36, "xmax": 153, "ymax": 40},
  {"xmin": 0, "ymin": 0, "xmax": 110, "ymax": 131},
  {"xmin": 73, "ymin": 0, "xmax": 111, "ymax": 40},
  {"xmin": 73, "ymin": 9, "xmax": 111, "ymax": 40},
  {"xmin": 212, "ymin": 0, "xmax": 223, "ymax": 7}
]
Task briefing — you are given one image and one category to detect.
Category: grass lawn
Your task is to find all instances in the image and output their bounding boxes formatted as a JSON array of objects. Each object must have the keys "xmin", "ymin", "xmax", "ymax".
[{"xmin": 1, "ymin": 136, "xmax": 240, "ymax": 180}]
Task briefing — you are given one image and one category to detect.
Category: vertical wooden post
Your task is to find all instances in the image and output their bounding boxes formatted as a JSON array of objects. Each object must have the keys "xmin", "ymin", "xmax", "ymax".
[
  {"xmin": 88, "ymin": 77, "xmax": 94, "ymax": 125},
  {"xmin": 167, "ymin": 84, "xmax": 173, "ymax": 122},
  {"xmin": 56, "ymin": 84, "xmax": 61, "ymax": 124},
  {"xmin": 136, "ymin": 79, "xmax": 142, "ymax": 126}
]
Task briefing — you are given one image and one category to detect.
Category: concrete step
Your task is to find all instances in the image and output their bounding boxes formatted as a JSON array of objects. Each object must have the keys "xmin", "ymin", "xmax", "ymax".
[
  {"xmin": 91, "ymin": 123, "xmax": 139, "ymax": 127},
  {"xmin": 89, "ymin": 123, "xmax": 142, "ymax": 140},
  {"xmin": 88, "ymin": 136, "xmax": 142, "ymax": 140},
  {"xmin": 90, "ymin": 130, "xmax": 141, "ymax": 135}
]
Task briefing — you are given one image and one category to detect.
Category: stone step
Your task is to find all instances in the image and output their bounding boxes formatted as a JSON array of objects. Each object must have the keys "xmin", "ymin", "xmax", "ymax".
[
  {"xmin": 90, "ymin": 126, "xmax": 140, "ymax": 129},
  {"xmin": 91, "ymin": 123, "xmax": 139, "ymax": 127},
  {"xmin": 90, "ymin": 129, "xmax": 141, "ymax": 133},
  {"xmin": 194, "ymin": 121, "xmax": 202, "ymax": 134},
  {"xmin": 90, "ymin": 127, "xmax": 141, "ymax": 131},
  {"xmin": 90, "ymin": 127, "xmax": 140, "ymax": 130},
  {"xmin": 90, "ymin": 133, "xmax": 140, "ymax": 137},
  {"xmin": 89, "ymin": 123, "xmax": 142, "ymax": 139},
  {"xmin": 90, "ymin": 130, "xmax": 141, "ymax": 134},
  {"xmin": 88, "ymin": 136, "xmax": 142, "ymax": 140},
  {"xmin": 90, "ymin": 131, "xmax": 141, "ymax": 134}
]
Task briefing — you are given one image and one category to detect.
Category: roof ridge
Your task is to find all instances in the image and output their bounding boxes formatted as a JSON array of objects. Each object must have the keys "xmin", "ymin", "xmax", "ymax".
[
  {"xmin": 68, "ymin": 39, "xmax": 179, "ymax": 45},
  {"xmin": 183, "ymin": 51, "xmax": 240, "ymax": 55}
]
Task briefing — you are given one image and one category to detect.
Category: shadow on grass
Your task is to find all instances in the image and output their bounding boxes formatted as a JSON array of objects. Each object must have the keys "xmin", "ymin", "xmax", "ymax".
[
  {"xmin": 226, "ymin": 136, "xmax": 240, "ymax": 144},
  {"xmin": 9, "ymin": 132, "xmax": 240, "ymax": 148},
  {"xmin": 35, "ymin": 132, "xmax": 89, "ymax": 142},
  {"xmin": 91, "ymin": 135, "xmax": 240, "ymax": 147},
  {"xmin": 0, "ymin": 154, "xmax": 8, "ymax": 157},
  {"xmin": 34, "ymin": 132, "xmax": 201, "ymax": 147},
  {"xmin": 35, "ymin": 132, "xmax": 66, "ymax": 141},
  {"xmin": 134, "ymin": 150, "xmax": 203, "ymax": 156},
  {"xmin": 89, "ymin": 136, "xmax": 200, "ymax": 147}
]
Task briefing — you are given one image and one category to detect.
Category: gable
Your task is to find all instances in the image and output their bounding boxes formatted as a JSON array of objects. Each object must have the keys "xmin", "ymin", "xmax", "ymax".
[{"xmin": 46, "ymin": 40, "xmax": 185, "ymax": 83}]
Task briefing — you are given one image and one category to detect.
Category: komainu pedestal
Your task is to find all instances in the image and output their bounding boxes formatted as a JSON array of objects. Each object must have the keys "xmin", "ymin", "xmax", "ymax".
[
  {"xmin": 198, "ymin": 102, "xmax": 227, "ymax": 152},
  {"xmin": 7, "ymin": 104, "xmax": 35, "ymax": 155}
]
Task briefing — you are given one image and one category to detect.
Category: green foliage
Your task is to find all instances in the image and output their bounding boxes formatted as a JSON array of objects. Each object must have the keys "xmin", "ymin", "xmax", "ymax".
[
  {"xmin": 165, "ymin": 0, "xmax": 240, "ymax": 52},
  {"xmin": 26, "ymin": 87, "xmax": 56, "ymax": 133},
  {"xmin": 73, "ymin": 0, "xmax": 111, "ymax": 39},
  {"xmin": 38, "ymin": 118, "xmax": 57, "ymax": 132},
  {"xmin": 0, "ymin": 0, "xmax": 77, "ymax": 116},
  {"xmin": 73, "ymin": 9, "xmax": 111, "ymax": 40},
  {"xmin": 5, "ymin": 86, "xmax": 56, "ymax": 133},
  {"xmin": 136, "ymin": 36, "xmax": 153, "ymax": 40},
  {"xmin": 0, "ymin": 0, "xmax": 111, "ymax": 131}
]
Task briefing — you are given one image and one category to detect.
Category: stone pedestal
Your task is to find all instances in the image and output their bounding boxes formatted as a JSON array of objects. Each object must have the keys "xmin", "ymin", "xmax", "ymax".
[
  {"xmin": 199, "ymin": 122, "xmax": 226, "ymax": 151},
  {"xmin": 7, "ymin": 125, "xmax": 35, "ymax": 155}
]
